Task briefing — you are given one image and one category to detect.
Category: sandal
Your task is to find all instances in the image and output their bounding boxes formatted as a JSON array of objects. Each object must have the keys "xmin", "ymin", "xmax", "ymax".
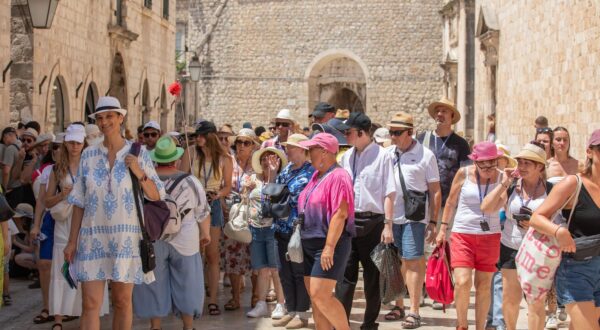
[
  {"xmin": 62, "ymin": 315, "xmax": 79, "ymax": 322},
  {"xmin": 2, "ymin": 294, "xmax": 12, "ymax": 306},
  {"xmin": 401, "ymin": 313, "xmax": 421, "ymax": 329},
  {"xmin": 51, "ymin": 324, "xmax": 62, "ymax": 330},
  {"xmin": 33, "ymin": 309, "xmax": 55, "ymax": 324},
  {"xmin": 224, "ymin": 299, "xmax": 240, "ymax": 311},
  {"xmin": 384, "ymin": 306, "xmax": 405, "ymax": 321},
  {"xmin": 207, "ymin": 303, "xmax": 221, "ymax": 316}
]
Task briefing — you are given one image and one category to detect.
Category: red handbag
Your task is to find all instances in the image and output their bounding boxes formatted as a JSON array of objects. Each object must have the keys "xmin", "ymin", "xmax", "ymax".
[{"xmin": 425, "ymin": 242, "xmax": 454, "ymax": 310}]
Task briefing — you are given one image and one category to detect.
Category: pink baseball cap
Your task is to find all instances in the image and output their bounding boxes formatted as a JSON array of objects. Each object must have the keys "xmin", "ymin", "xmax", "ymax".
[
  {"xmin": 468, "ymin": 141, "xmax": 504, "ymax": 161},
  {"xmin": 588, "ymin": 129, "xmax": 600, "ymax": 147},
  {"xmin": 299, "ymin": 133, "xmax": 339, "ymax": 154}
]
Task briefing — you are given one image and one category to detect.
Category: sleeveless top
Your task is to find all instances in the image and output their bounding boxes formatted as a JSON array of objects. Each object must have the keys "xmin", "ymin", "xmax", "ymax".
[
  {"xmin": 452, "ymin": 167, "xmax": 502, "ymax": 235},
  {"xmin": 502, "ymin": 182, "xmax": 547, "ymax": 250},
  {"xmin": 562, "ymin": 184, "xmax": 600, "ymax": 238},
  {"xmin": 193, "ymin": 158, "xmax": 223, "ymax": 193}
]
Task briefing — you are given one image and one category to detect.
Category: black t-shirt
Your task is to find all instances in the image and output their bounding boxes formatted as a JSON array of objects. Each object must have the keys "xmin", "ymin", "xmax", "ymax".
[{"xmin": 417, "ymin": 131, "xmax": 471, "ymax": 206}]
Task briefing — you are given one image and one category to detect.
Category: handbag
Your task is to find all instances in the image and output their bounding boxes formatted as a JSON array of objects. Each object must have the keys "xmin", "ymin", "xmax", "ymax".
[
  {"xmin": 287, "ymin": 222, "xmax": 303, "ymax": 263},
  {"xmin": 224, "ymin": 198, "xmax": 252, "ymax": 244},
  {"xmin": 515, "ymin": 175, "xmax": 582, "ymax": 303},
  {"xmin": 49, "ymin": 168, "xmax": 74, "ymax": 222},
  {"xmin": 396, "ymin": 153, "xmax": 427, "ymax": 221},
  {"xmin": 262, "ymin": 182, "xmax": 292, "ymax": 219}
]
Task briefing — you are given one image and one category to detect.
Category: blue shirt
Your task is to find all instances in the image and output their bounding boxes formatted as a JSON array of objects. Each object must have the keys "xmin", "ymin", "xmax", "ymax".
[{"xmin": 273, "ymin": 162, "xmax": 315, "ymax": 234}]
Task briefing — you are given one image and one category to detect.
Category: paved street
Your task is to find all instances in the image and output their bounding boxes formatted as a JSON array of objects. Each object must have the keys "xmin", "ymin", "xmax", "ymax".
[{"xmin": 1, "ymin": 273, "xmax": 552, "ymax": 330}]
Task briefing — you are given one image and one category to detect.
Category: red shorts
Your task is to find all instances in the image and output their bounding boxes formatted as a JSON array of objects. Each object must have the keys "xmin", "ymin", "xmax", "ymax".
[{"xmin": 450, "ymin": 232, "xmax": 500, "ymax": 272}]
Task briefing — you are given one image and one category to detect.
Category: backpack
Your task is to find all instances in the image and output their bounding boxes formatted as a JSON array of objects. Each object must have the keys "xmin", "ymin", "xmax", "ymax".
[
  {"xmin": 160, "ymin": 173, "xmax": 192, "ymax": 241},
  {"xmin": 507, "ymin": 180, "xmax": 554, "ymax": 197},
  {"xmin": 425, "ymin": 242, "xmax": 454, "ymax": 311}
]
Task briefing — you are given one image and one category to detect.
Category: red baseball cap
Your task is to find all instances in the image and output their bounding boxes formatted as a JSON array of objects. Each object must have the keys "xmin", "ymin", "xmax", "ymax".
[
  {"xmin": 588, "ymin": 129, "xmax": 600, "ymax": 147},
  {"xmin": 299, "ymin": 133, "xmax": 339, "ymax": 154}
]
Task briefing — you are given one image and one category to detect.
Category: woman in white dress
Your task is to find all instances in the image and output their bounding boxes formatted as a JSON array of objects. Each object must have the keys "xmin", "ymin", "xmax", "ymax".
[
  {"xmin": 46, "ymin": 125, "xmax": 108, "ymax": 330},
  {"xmin": 64, "ymin": 97, "xmax": 164, "ymax": 330}
]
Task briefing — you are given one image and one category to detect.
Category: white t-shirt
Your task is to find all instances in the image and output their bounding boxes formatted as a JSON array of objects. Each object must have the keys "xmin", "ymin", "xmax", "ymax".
[
  {"xmin": 33, "ymin": 164, "xmax": 54, "ymax": 200},
  {"xmin": 386, "ymin": 142, "xmax": 440, "ymax": 224},
  {"xmin": 163, "ymin": 174, "xmax": 211, "ymax": 256},
  {"xmin": 340, "ymin": 142, "xmax": 396, "ymax": 214}
]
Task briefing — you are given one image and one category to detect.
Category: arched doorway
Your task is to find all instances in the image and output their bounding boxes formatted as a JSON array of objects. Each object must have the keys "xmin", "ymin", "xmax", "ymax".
[
  {"xmin": 85, "ymin": 82, "xmax": 98, "ymax": 123},
  {"xmin": 48, "ymin": 76, "xmax": 69, "ymax": 133},
  {"xmin": 306, "ymin": 51, "xmax": 368, "ymax": 115},
  {"xmin": 159, "ymin": 85, "xmax": 168, "ymax": 130},
  {"xmin": 141, "ymin": 79, "xmax": 150, "ymax": 124},
  {"xmin": 108, "ymin": 53, "xmax": 128, "ymax": 112}
]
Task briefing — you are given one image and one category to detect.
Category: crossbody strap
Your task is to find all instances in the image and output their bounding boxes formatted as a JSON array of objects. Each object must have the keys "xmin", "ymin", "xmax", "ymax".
[
  {"xmin": 166, "ymin": 173, "xmax": 191, "ymax": 195},
  {"xmin": 564, "ymin": 175, "xmax": 582, "ymax": 227},
  {"xmin": 395, "ymin": 153, "xmax": 409, "ymax": 205}
]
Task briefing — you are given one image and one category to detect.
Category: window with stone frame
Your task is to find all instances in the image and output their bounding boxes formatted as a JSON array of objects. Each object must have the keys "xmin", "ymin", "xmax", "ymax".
[
  {"xmin": 144, "ymin": 0, "xmax": 152, "ymax": 9},
  {"xmin": 162, "ymin": 0, "xmax": 169, "ymax": 19}
]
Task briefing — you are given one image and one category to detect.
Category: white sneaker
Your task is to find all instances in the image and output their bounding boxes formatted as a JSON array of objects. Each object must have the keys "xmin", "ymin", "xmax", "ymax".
[
  {"xmin": 557, "ymin": 307, "xmax": 567, "ymax": 322},
  {"xmin": 545, "ymin": 315, "xmax": 558, "ymax": 330},
  {"xmin": 247, "ymin": 301, "xmax": 269, "ymax": 318},
  {"xmin": 271, "ymin": 303, "xmax": 287, "ymax": 319}
]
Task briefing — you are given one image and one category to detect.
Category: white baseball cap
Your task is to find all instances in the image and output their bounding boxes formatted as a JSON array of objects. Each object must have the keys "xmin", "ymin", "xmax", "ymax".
[{"xmin": 143, "ymin": 120, "xmax": 161, "ymax": 132}]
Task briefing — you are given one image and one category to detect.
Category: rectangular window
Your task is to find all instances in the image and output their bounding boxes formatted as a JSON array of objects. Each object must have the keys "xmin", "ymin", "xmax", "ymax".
[
  {"xmin": 175, "ymin": 23, "xmax": 185, "ymax": 54},
  {"xmin": 163, "ymin": 0, "xmax": 169, "ymax": 19},
  {"xmin": 115, "ymin": 0, "xmax": 123, "ymax": 26},
  {"xmin": 144, "ymin": 0, "xmax": 152, "ymax": 9}
]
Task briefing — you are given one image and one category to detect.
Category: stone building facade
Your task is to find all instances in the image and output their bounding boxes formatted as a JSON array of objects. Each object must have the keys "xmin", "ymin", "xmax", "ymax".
[
  {"xmin": 0, "ymin": 0, "xmax": 10, "ymax": 125},
  {"xmin": 182, "ymin": 0, "xmax": 445, "ymax": 130},
  {"xmin": 7, "ymin": 0, "xmax": 176, "ymax": 134},
  {"xmin": 449, "ymin": 0, "xmax": 600, "ymax": 159}
]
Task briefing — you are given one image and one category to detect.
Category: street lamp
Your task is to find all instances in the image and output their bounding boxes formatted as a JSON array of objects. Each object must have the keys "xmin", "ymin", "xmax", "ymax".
[
  {"xmin": 27, "ymin": 0, "xmax": 59, "ymax": 29},
  {"xmin": 188, "ymin": 56, "xmax": 201, "ymax": 82}
]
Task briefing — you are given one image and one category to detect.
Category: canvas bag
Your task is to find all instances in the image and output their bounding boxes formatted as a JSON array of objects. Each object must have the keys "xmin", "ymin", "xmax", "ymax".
[
  {"xmin": 49, "ymin": 168, "xmax": 74, "ymax": 222},
  {"xmin": 515, "ymin": 175, "xmax": 582, "ymax": 303},
  {"xmin": 224, "ymin": 197, "xmax": 252, "ymax": 244},
  {"xmin": 286, "ymin": 222, "xmax": 303, "ymax": 263},
  {"xmin": 158, "ymin": 173, "xmax": 192, "ymax": 241},
  {"xmin": 425, "ymin": 242, "xmax": 454, "ymax": 309}
]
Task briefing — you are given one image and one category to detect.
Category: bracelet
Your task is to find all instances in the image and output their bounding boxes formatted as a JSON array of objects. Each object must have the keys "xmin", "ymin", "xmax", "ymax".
[
  {"xmin": 554, "ymin": 225, "xmax": 564, "ymax": 237},
  {"xmin": 440, "ymin": 222, "xmax": 449, "ymax": 226}
]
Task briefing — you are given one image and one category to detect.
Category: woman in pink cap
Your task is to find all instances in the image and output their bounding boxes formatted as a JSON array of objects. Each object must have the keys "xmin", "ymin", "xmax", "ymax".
[
  {"xmin": 297, "ymin": 133, "xmax": 355, "ymax": 330},
  {"xmin": 436, "ymin": 141, "xmax": 505, "ymax": 330}
]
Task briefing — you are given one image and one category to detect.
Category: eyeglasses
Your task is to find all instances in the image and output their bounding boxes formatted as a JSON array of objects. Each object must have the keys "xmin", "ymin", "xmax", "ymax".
[
  {"xmin": 389, "ymin": 129, "xmax": 409, "ymax": 137},
  {"xmin": 475, "ymin": 159, "xmax": 498, "ymax": 170},
  {"xmin": 143, "ymin": 132, "xmax": 159, "ymax": 138},
  {"xmin": 235, "ymin": 140, "xmax": 253, "ymax": 147},
  {"xmin": 275, "ymin": 122, "xmax": 290, "ymax": 128}
]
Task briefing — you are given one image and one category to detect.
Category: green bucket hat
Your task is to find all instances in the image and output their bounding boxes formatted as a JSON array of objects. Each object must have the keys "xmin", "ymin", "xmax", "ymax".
[{"xmin": 150, "ymin": 136, "xmax": 184, "ymax": 164}]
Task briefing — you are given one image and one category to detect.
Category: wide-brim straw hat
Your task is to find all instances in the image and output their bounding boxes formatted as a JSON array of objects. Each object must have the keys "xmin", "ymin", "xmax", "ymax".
[
  {"xmin": 388, "ymin": 112, "xmax": 414, "ymax": 129},
  {"xmin": 89, "ymin": 96, "xmax": 127, "ymax": 120},
  {"xmin": 514, "ymin": 143, "xmax": 547, "ymax": 165},
  {"xmin": 496, "ymin": 144, "xmax": 517, "ymax": 168},
  {"xmin": 427, "ymin": 98, "xmax": 461, "ymax": 124},
  {"xmin": 281, "ymin": 134, "xmax": 309, "ymax": 149},
  {"xmin": 150, "ymin": 136, "xmax": 185, "ymax": 163},
  {"xmin": 252, "ymin": 147, "xmax": 288, "ymax": 174}
]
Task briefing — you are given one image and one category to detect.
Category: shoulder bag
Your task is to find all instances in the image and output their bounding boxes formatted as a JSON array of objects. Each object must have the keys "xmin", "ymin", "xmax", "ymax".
[
  {"xmin": 396, "ymin": 153, "xmax": 427, "ymax": 221},
  {"xmin": 224, "ymin": 197, "xmax": 252, "ymax": 244}
]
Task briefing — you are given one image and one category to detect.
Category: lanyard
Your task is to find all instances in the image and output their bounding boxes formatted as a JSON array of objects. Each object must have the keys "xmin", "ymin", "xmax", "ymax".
[
  {"xmin": 301, "ymin": 165, "xmax": 338, "ymax": 213},
  {"xmin": 475, "ymin": 170, "xmax": 491, "ymax": 218},
  {"xmin": 433, "ymin": 133, "xmax": 452, "ymax": 155},
  {"xmin": 518, "ymin": 179, "xmax": 542, "ymax": 207},
  {"xmin": 202, "ymin": 162, "xmax": 213, "ymax": 188},
  {"xmin": 235, "ymin": 158, "xmax": 249, "ymax": 191}
]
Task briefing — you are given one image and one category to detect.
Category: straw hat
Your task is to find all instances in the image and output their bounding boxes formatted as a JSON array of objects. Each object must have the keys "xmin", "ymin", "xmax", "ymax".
[
  {"xmin": 387, "ymin": 112, "xmax": 414, "ymax": 129},
  {"xmin": 149, "ymin": 136, "xmax": 184, "ymax": 164},
  {"xmin": 427, "ymin": 98, "xmax": 461, "ymax": 124},
  {"xmin": 259, "ymin": 131, "xmax": 273, "ymax": 142},
  {"xmin": 496, "ymin": 144, "xmax": 517, "ymax": 168},
  {"xmin": 252, "ymin": 147, "xmax": 288, "ymax": 174},
  {"xmin": 89, "ymin": 96, "xmax": 127, "ymax": 120},
  {"xmin": 281, "ymin": 134, "xmax": 309, "ymax": 149},
  {"xmin": 514, "ymin": 143, "xmax": 547, "ymax": 165},
  {"xmin": 335, "ymin": 109, "xmax": 350, "ymax": 119},
  {"xmin": 231, "ymin": 128, "xmax": 259, "ymax": 145}
]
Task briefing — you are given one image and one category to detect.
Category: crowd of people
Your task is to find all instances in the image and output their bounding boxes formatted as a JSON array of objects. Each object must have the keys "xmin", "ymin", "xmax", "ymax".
[{"xmin": 0, "ymin": 95, "xmax": 599, "ymax": 330}]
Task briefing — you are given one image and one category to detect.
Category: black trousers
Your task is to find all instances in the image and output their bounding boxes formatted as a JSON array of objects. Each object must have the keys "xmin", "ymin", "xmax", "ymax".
[
  {"xmin": 335, "ymin": 216, "xmax": 384, "ymax": 330},
  {"xmin": 276, "ymin": 232, "xmax": 311, "ymax": 313}
]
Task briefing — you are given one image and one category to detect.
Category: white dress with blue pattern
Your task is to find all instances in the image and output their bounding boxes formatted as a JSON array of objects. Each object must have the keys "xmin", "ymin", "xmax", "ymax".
[{"xmin": 68, "ymin": 141, "xmax": 165, "ymax": 284}]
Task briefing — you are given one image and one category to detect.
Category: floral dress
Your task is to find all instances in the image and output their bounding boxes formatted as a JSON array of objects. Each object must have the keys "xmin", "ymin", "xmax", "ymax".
[
  {"xmin": 68, "ymin": 141, "xmax": 165, "ymax": 284},
  {"xmin": 222, "ymin": 157, "xmax": 254, "ymax": 275}
]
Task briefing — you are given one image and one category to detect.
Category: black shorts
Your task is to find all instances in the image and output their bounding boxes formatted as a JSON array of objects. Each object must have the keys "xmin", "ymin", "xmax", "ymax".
[
  {"xmin": 302, "ymin": 234, "xmax": 351, "ymax": 281},
  {"xmin": 498, "ymin": 243, "xmax": 518, "ymax": 270}
]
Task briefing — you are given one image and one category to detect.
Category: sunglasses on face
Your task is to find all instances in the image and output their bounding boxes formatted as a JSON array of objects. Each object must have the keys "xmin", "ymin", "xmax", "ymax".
[
  {"xmin": 275, "ymin": 122, "xmax": 290, "ymax": 128},
  {"xmin": 218, "ymin": 136, "xmax": 230, "ymax": 142},
  {"xmin": 235, "ymin": 140, "xmax": 253, "ymax": 147},
  {"xmin": 144, "ymin": 132, "xmax": 159, "ymax": 138},
  {"xmin": 22, "ymin": 138, "xmax": 34, "ymax": 144},
  {"xmin": 389, "ymin": 129, "xmax": 409, "ymax": 137}
]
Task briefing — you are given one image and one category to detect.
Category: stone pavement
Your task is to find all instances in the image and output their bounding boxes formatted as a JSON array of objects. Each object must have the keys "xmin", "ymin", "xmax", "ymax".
[{"xmin": 1, "ymin": 275, "xmax": 560, "ymax": 330}]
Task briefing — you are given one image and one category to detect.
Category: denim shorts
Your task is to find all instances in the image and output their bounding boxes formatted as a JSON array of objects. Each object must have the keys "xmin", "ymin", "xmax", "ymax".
[
  {"xmin": 249, "ymin": 226, "xmax": 279, "ymax": 270},
  {"xmin": 555, "ymin": 255, "xmax": 600, "ymax": 307},
  {"xmin": 392, "ymin": 222, "xmax": 426, "ymax": 260},
  {"xmin": 302, "ymin": 234, "xmax": 352, "ymax": 281},
  {"xmin": 209, "ymin": 199, "xmax": 224, "ymax": 227}
]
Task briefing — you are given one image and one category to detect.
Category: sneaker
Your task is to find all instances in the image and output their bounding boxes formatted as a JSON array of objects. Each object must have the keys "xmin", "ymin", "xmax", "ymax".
[
  {"xmin": 545, "ymin": 315, "xmax": 558, "ymax": 330},
  {"xmin": 247, "ymin": 301, "xmax": 269, "ymax": 318},
  {"xmin": 271, "ymin": 303, "xmax": 287, "ymax": 319},
  {"xmin": 432, "ymin": 302, "xmax": 444, "ymax": 310},
  {"xmin": 557, "ymin": 307, "xmax": 567, "ymax": 322},
  {"xmin": 286, "ymin": 317, "xmax": 309, "ymax": 329}
]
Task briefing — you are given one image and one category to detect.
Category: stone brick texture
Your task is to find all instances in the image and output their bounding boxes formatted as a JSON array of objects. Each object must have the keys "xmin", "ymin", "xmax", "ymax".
[
  {"xmin": 187, "ymin": 0, "xmax": 444, "ymax": 130},
  {"xmin": 478, "ymin": 0, "xmax": 600, "ymax": 160}
]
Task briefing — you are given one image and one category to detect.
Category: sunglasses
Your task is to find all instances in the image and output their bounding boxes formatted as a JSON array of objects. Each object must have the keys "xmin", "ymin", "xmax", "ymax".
[
  {"xmin": 536, "ymin": 127, "xmax": 553, "ymax": 134},
  {"xmin": 275, "ymin": 122, "xmax": 290, "ymax": 128},
  {"xmin": 475, "ymin": 160, "xmax": 498, "ymax": 170},
  {"xmin": 218, "ymin": 136, "xmax": 230, "ymax": 142},
  {"xmin": 235, "ymin": 140, "xmax": 253, "ymax": 147},
  {"xmin": 22, "ymin": 138, "xmax": 34, "ymax": 144},
  {"xmin": 389, "ymin": 129, "xmax": 409, "ymax": 137},
  {"xmin": 143, "ymin": 132, "xmax": 159, "ymax": 138}
]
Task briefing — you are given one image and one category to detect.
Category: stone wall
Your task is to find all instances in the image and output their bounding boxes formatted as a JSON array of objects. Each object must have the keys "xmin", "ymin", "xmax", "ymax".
[
  {"xmin": 8, "ymin": 0, "xmax": 176, "ymax": 133},
  {"xmin": 187, "ymin": 0, "xmax": 444, "ymax": 131},
  {"xmin": 0, "ymin": 0, "xmax": 10, "ymax": 125},
  {"xmin": 474, "ymin": 0, "xmax": 600, "ymax": 160}
]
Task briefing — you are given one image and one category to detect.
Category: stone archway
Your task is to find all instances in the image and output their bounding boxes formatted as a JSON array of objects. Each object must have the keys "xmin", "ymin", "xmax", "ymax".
[
  {"xmin": 159, "ymin": 85, "xmax": 168, "ymax": 130},
  {"xmin": 141, "ymin": 79, "xmax": 150, "ymax": 124},
  {"xmin": 306, "ymin": 50, "xmax": 368, "ymax": 115},
  {"xmin": 48, "ymin": 76, "xmax": 69, "ymax": 133},
  {"xmin": 108, "ymin": 53, "xmax": 128, "ymax": 110}
]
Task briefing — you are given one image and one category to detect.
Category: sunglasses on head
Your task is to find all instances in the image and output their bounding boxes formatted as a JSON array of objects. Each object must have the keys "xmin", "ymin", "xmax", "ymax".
[
  {"xmin": 235, "ymin": 140, "xmax": 253, "ymax": 147},
  {"xmin": 389, "ymin": 129, "xmax": 409, "ymax": 137},
  {"xmin": 536, "ymin": 127, "xmax": 553, "ymax": 134},
  {"xmin": 143, "ymin": 132, "xmax": 159, "ymax": 138},
  {"xmin": 275, "ymin": 122, "xmax": 290, "ymax": 128}
]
